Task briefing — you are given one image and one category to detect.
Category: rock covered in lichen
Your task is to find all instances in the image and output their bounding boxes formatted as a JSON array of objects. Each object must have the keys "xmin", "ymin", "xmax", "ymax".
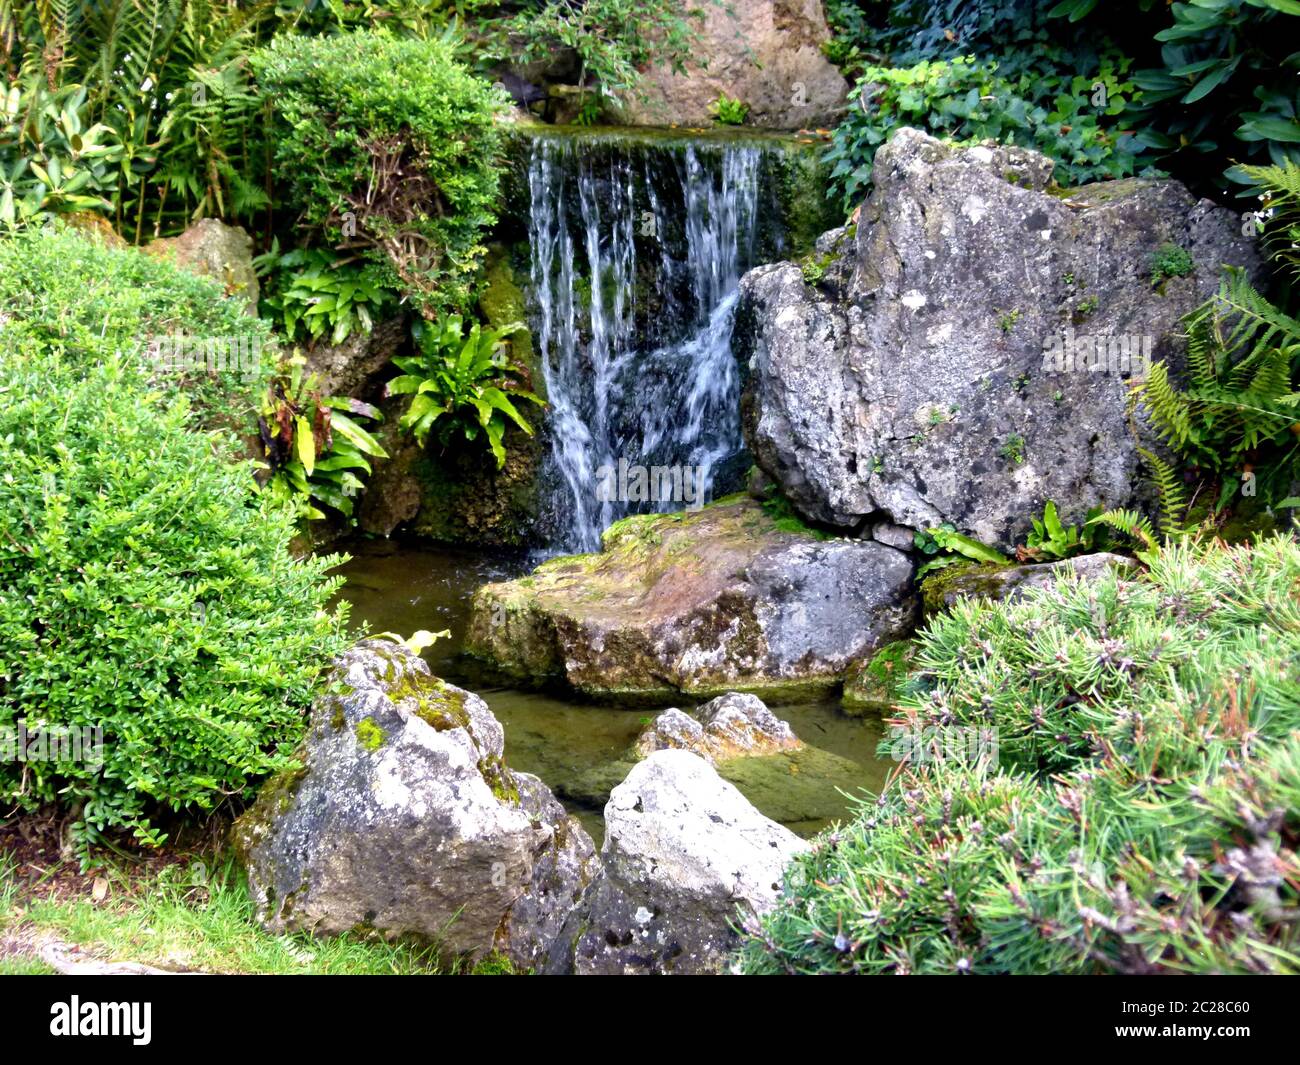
[
  {"xmin": 547, "ymin": 749, "xmax": 808, "ymax": 974},
  {"xmin": 920, "ymin": 551, "xmax": 1139, "ymax": 616},
  {"xmin": 233, "ymin": 638, "xmax": 597, "ymax": 968},
  {"xmin": 738, "ymin": 128, "xmax": 1262, "ymax": 551},
  {"xmin": 464, "ymin": 496, "xmax": 917, "ymax": 700},
  {"xmin": 634, "ymin": 692, "xmax": 802, "ymax": 762}
]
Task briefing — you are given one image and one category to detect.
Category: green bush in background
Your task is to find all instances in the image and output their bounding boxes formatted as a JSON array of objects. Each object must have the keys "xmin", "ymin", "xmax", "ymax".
[
  {"xmin": 739, "ymin": 536, "xmax": 1300, "ymax": 974},
  {"xmin": 250, "ymin": 31, "xmax": 505, "ymax": 316}
]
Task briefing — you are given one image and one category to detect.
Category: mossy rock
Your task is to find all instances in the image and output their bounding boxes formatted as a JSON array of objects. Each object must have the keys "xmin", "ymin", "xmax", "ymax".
[{"xmin": 843, "ymin": 639, "xmax": 918, "ymax": 715}]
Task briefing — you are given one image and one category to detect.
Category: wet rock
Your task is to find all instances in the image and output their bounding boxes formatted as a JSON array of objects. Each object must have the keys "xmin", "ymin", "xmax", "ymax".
[
  {"xmin": 234, "ymin": 639, "xmax": 598, "ymax": 969},
  {"xmin": 617, "ymin": 0, "xmax": 849, "ymax": 130},
  {"xmin": 551, "ymin": 749, "xmax": 808, "ymax": 974},
  {"xmin": 921, "ymin": 552, "xmax": 1140, "ymax": 616},
  {"xmin": 465, "ymin": 496, "xmax": 917, "ymax": 700},
  {"xmin": 634, "ymin": 692, "xmax": 802, "ymax": 762},
  {"xmin": 146, "ymin": 218, "xmax": 259, "ymax": 315},
  {"xmin": 304, "ymin": 315, "xmax": 407, "ymax": 399},
  {"xmin": 738, "ymin": 128, "xmax": 1262, "ymax": 551}
]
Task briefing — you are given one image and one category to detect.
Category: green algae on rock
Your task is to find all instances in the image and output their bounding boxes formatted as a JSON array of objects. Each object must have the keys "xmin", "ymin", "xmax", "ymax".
[{"xmin": 464, "ymin": 496, "xmax": 916, "ymax": 701}]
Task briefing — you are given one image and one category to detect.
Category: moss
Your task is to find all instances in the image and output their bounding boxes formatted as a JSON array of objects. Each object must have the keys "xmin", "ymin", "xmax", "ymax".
[
  {"xmin": 920, "ymin": 561, "xmax": 1012, "ymax": 616},
  {"xmin": 354, "ymin": 716, "xmax": 386, "ymax": 751},
  {"xmin": 844, "ymin": 640, "xmax": 918, "ymax": 714}
]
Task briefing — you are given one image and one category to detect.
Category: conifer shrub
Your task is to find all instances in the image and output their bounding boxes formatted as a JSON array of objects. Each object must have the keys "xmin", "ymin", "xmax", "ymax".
[
  {"xmin": 738, "ymin": 537, "xmax": 1300, "ymax": 974},
  {"xmin": 0, "ymin": 342, "xmax": 350, "ymax": 852}
]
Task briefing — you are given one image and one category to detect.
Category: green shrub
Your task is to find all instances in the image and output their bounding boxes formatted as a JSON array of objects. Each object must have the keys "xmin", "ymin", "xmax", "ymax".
[
  {"xmin": 739, "ymin": 536, "xmax": 1300, "ymax": 974},
  {"xmin": 0, "ymin": 344, "xmax": 351, "ymax": 853},
  {"xmin": 250, "ymin": 31, "xmax": 505, "ymax": 315},
  {"xmin": 825, "ymin": 54, "xmax": 1140, "ymax": 211},
  {"xmin": 0, "ymin": 226, "xmax": 272, "ymax": 426}
]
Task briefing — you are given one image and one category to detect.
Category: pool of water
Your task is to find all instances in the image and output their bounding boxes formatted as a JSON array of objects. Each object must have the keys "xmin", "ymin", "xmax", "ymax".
[{"xmin": 332, "ymin": 537, "xmax": 894, "ymax": 840}]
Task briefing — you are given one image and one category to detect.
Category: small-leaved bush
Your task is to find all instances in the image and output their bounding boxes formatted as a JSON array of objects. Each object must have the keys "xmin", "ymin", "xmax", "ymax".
[
  {"xmin": 250, "ymin": 31, "xmax": 505, "ymax": 316},
  {"xmin": 738, "ymin": 536, "xmax": 1300, "ymax": 974},
  {"xmin": 0, "ymin": 345, "xmax": 350, "ymax": 853},
  {"xmin": 0, "ymin": 226, "xmax": 272, "ymax": 426}
]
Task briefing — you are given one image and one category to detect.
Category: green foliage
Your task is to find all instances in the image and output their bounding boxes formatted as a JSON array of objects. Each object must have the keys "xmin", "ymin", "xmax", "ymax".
[
  {"xmin": 739, "ymin": 535, "xmax": 1300, "ymax": 974},
  {"xmin": 0, "ymin": 78, "xmax": 123, "ymax": 228},
  {"xmin": 914, "ymin": 523, "xmax": 1010, "ymax": 577},
  {"xmin": 0, "ymin": 224, "xmax": 271, "ymax": 426},
  {"xmin": 0, "ymin": 345, "xmax": 350, "ymax": 853},
  {"xmin": 710, "ymin": 92, "xmax": 748, "ymax": 126},
  {"xmin": 1117, "ymin": 0, "xmax": 1300, "ymax": 196},
  {"xmin": 478, "ymin": 0, "xmax": 704, "ymax": 104},
  {"xmin": 1242, "ymin": 158, "xmax": 1300, "ymax": 281},
  {"xmin": 1086, "ymin": 506, "xmax": 1161, "ymax": 565},
  {"xmin": 825, "ymin": 52, "xmax": 1141, "ymax": 212},
  {"xmin": 1149, "ymin": 241, "xmax": 1194, "ymax": 283},
  {"xmin": 255, "ymin": 244, "xmax": 398, "ymax": 346},
  {"xmin": 1131, "ymin": 266, "xmax": 1300, "ymax": 515},
  {"xmin": 250, "ymin": 31, "xmax": 505, "ymax": 315},
  {"xmin": 387, "ymin": 313, "xmax": 542, "ymax": 467},
  {"xmin": 256, "ymin": 356, "xmax": 388, "ymax": 521},
  {"xmin": 1, "ymin": 0, "xmax": 274, "ymax": 239},
  {"xmin": 1019, "ymin": 500, "xmax": 1099, "ymax": 561}
]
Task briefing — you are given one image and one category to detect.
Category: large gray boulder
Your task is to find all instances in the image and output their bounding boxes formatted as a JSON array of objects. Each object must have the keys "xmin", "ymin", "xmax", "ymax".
[
  {"xmin": 550, "ymin": 749, "xmax": 808, "ymax": 974},
  {"xmin": 233, "ymin": 639, "xmax": 597, "ymax": 969},
  {"xmin": 616, "ymin": 0, "xmax": 848, "ymax": 129},
  {"xmin": 465, "ymin": 496, "xmax": 917, "ymax": 701},
  {"xmin": 738, "ymin": 128, "xmax": 1261, "ymax": 551}
]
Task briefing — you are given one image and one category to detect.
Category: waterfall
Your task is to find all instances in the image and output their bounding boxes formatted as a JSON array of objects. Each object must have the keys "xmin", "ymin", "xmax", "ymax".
[{"xmin": 526, "ymin": 133, "xmax": 762, "ymax": 553}]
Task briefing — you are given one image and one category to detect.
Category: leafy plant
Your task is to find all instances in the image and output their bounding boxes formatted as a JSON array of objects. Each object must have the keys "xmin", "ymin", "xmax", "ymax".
[
  {"xmin": 251, "ymin": 31, "xmax": 504, "ymax": 316},
  {"xmin": 1130, "ymin": 266, "xmax": 1300, "ymax": 516},
  {"xmin": 914, "ymin": 522, "xmax": 1010, "ymax": 578},
  {"xmin": 1242, "ymin": 158, "xmax": 1300, "ymax": 280},
  {"xmin": 0, "ymin": 77, "xmax": 123, "ymax": 228},
  {"xmin": 824, "ymin": 50, "xmax": 1142, "ymax": 212},
  {"xmin": 387, "ymin": 313, "xmax": 542, "ymax": 467},
  {"xmin": 1018, "ymin": 500, "xmax": 1100, "ymax": 561},
  {"xmin": 256, "ymin": 244, "xmax": 398, "ymax": 346},
  {"xmin": 1149, "ymin": 241, "xmax": 1194, "ymax": 283},
  {"xmin": 256, "ymin": 356, "xmax": 388, "ymax": 521},
  {"xmin": 711, "ymin": 92, "xmax": 748, "ymax": 126},
  {"xmin": 0, "ymin": 341, "xmax": 350, "ymax": 854},
  {"xmin": 479, "ymin": 0, "xmax": 705, "ymax": 106}
]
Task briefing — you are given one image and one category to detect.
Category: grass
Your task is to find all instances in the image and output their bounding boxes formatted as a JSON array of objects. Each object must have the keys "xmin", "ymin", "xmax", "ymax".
[{"xmin": 0, "ymin": 847, "xmax": 515, "ymax": 975}]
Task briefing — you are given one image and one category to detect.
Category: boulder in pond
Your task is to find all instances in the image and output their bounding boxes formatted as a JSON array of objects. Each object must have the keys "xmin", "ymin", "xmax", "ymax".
[
  {"xmin": 634, "ymin": 691, "xmax": 802, "ymax": 762},
  {"xmin": 737, "ymin": 128, "xmax": 1262, "ymax": 551},
  {"xmin": 464, "ymin": 496, "xmax": 917, "ymax": 701},
  {"xmin": 549, "ymin": 749, "xmax": 808, "ymax": 974},
  {"xmin": 233, "ymin": 639, "xmax": 598, "ymax": 970}
]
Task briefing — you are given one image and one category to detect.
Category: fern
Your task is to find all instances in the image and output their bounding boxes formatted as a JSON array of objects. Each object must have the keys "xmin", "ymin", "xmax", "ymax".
[
  {"xmin": 1241, "ymin": 159, "xmax": 1300, "ymax": 280},
  {"xmin": 1087, "ymin": 508, "xmax": 1161, "ymax": 565},
  {"xmin": 1130, "ymin": 267, "xmax": 1300, "ymax": 511}
]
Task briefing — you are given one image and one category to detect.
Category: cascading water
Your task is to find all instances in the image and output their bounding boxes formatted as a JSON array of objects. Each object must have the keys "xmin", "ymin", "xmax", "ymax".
[{"xmin": 526, "ymin": 132, "xmax": 766, "ymax": 553}]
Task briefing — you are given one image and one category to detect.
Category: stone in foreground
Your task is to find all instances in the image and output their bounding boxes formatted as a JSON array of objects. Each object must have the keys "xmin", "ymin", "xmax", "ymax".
[
  {"xmin": 738, "ymin": 128, "xmax": 1261, "ymax": 550},
  {"xmin": 465, "ymin": 496, "xmax": 917, "ymax": 700},
  {"xmin": 634, "ymin": 691, "xmax": 802, "ymax": 762},
  {"xmin": 234, "ymin": 639, "xmax": 597, "ymax": 969},
  {"xmin": 549, "ymin": 749, "xmax": 808, "ymax": 974}
]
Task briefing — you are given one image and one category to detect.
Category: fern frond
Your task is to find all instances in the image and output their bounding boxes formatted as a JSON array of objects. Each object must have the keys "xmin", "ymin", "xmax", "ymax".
[{"xmin": 1138, "ymin": 446, "xmax": 1188, "ymax": 539}]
